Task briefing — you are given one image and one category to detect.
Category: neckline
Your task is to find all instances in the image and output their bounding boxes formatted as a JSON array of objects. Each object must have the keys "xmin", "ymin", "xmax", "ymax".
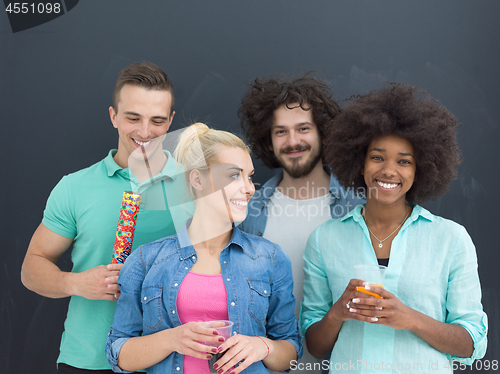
[{"xmin": 188, "ymin": 271, "xmax": 222, "ymax": 277}]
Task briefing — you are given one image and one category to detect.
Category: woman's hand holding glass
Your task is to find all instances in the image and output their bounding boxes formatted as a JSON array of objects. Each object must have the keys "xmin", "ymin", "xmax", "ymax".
[
  {"xmin": 330, "ymin": 279, "xmax": 379, "ymax": 322},
  {"xmin": 348, "ymin": 285, "xmax": 417, "ymax": 330},
  {"xmin": 210, "ymin": 334, "xmax": 270, "ymax": 374},
  {"xmin": 170, "ymin": 321, "xmax": 226, "ymax": 360}
]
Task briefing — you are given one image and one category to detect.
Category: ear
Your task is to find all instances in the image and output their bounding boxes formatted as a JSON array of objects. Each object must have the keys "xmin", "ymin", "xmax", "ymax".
[
  {"xmin": 109, "ymin": 106, "xmax": 118, "ymax": 129},
  {"xmin": 189, "ymin": 169, "xmax": 204, "ymax": 193}
]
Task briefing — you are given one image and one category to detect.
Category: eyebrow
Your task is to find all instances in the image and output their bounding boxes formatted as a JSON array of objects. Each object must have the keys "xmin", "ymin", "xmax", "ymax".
[
  {"xmin": 227, "ymin": 167, "xmax": 255, "ymax": 173},
  {"xmin": 124, "ymin": 111, "xmax": 169, "ymax": 120},
  {"xmin": 368, "ymin": 148, "xmax": 414, "ymax": 158},
  {"xmin": 272, "ymin": 122, "xmax": 313, "ymax": 129}
]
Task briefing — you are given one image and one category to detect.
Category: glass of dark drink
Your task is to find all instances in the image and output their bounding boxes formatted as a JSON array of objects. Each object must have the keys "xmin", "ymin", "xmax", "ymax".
[{"xmin": 202, "ymin": 320, "xmax": 233, "ymax": 373}]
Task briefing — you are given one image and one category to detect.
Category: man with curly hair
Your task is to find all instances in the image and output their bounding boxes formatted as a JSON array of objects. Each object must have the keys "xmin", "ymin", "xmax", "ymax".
[
  {"xmin": 238, "ymin": 74, "xmax": 363, "ymax": 373},
  {"xmin": 301, "ymin": 83, "xmax": 487, "ymax": 373}
]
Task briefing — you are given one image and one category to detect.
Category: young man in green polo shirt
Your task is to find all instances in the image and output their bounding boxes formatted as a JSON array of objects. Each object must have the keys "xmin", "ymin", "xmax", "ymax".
[{"xmin": 21, "ymin": 61, "xmax": 191, "ymax": 373}]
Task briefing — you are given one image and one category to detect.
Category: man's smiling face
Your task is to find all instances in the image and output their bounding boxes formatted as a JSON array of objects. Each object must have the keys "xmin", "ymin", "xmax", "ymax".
[
  {"xmin": 110, "ymin": 84, "xmax": 174, "ymax": 168},
  {"xmin": 270, "ymin": 103, "xmax": 322, "ymax": 179}
]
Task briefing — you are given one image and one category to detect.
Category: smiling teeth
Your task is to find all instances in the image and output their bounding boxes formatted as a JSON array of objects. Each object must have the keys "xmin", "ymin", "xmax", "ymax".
[
  {"xmin": 377, "ymin": 181, "xmax": 399, "ymax": 189},
  {"xmin": 231, "ymin": 200, "xmax": 247, "ymax": 207},
  {"xmin": 135, "ymin": 139, "xmax": 152, "ymax": 146}
]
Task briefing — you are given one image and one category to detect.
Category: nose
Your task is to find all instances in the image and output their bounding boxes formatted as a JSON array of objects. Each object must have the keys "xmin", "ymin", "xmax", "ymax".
[
  {"xmin": 381, "ymin": 161, "xmax": 397, "ymax": 177},
  {"xmin": 287, "ymin": 131, "xmax": 301, "ymax": 148},
  {"xmin": 137, "ymin": 119, "xmax": 151, "ymax": 139},
  {"xmin": 242, "ymin": 176, "xmax": 255, "ymax": 198}
]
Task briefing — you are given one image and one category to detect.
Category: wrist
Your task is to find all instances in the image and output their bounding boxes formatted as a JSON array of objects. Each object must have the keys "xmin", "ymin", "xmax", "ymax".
[
  {"xmin": 406, "ymin": 308, "xmax": 424, "ymax": 333},
  {"xmin": 327, "ymin": 302, "xmax": 344, "ymax": 323},
  {"xmin": 257, "ymin": 336, "xmax": 270, "ymax": 360},
  {"xmin": 62, "ymin": 271, "xmax": 78, "ymax": 297}
]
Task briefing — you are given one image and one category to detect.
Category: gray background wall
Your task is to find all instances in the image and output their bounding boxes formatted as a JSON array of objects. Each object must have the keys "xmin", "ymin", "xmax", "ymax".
[{"xmin": 1, "ymin": 1, "xmax": 498, "ymax": 373}]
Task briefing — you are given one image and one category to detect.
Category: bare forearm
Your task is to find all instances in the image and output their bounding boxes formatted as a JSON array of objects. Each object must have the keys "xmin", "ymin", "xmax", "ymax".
[
  {"xmin": 410, "ymin": 310, "xmax": 474, "ymax": 358},
  {"xmin": 305, "ymin": 310, "xmax": 343, "ymax": 359},
  {"xmin": 117, "ymin": 330, "xmax": 174, "ymax": 371},
  {"xmin": 21, "ymin": 253, "xmax": 74, "ymax": 298},
  {"xmin": 262, "ymin": 339, "xmax": 297, "ymax": 371}
]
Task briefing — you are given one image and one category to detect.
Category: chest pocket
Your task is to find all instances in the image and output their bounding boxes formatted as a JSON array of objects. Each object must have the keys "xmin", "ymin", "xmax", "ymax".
[
  {"xmin": 248, "ymin": 280, "xmax": 270, "ymax": 322},
  {"xmin": 141, "ymin": 286, "xmax": 163, "ymax": 330}
]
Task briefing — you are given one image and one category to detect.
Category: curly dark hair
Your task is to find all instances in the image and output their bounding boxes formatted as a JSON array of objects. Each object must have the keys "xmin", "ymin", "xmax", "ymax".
[
  {"xmin": 324, "ymin": 83, "xmax": 462, "ymax": 204},
  {"xmin": 238, "ymin": 74, "xmax": 342, "ymax": 169}
]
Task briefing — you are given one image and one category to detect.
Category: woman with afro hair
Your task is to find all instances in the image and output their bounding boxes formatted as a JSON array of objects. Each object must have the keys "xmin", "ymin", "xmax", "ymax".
[{"xmin": 300, "ymin": 83, "xmax": 487, "ymax": 373}]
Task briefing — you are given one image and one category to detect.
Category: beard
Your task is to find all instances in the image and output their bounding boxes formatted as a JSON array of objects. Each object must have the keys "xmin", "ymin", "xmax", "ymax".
[{"xmin": 276, "ymin": 144, "xmax": 323, "ymax": 179}]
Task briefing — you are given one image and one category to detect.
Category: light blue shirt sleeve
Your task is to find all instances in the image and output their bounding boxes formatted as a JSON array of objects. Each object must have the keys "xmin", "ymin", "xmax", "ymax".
[
  {"xmin": 445, "ymin": 226, "xmax": 488, "ymax": 363},
  {"xmin": 300, "ymin": 225, "xmax": 333, "ymax": 335}
]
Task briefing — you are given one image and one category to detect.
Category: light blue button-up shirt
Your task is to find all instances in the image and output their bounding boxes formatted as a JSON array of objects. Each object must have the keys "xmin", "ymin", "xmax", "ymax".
[
  {"xmin": 301, "ymin": 205, "xmax": 487, "ymax": 374},
  {"xmin": 106, "ymin": 223, "xmax": 303, "ymax": 373}
]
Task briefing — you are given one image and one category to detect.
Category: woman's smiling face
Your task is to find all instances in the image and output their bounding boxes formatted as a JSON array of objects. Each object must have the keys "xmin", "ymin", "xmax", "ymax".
[
  {"xmin": 362, "ymin": 134, "xmax": 416, "ymax": 206},
  {"xmin": 194, "ymin": 146, "xmax": 255, "ymax": 223}
]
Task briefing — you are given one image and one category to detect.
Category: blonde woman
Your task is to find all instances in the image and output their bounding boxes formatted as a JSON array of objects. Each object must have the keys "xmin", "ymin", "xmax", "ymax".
[{"xmin": 106, "ymin": 123, "xmax": 302, "ymax": 373}]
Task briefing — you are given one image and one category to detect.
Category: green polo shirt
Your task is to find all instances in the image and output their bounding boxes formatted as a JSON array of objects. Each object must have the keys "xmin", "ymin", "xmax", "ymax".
[{"xmin": 43, "ymin": 150, "xmax": 192, "ymax": 370}]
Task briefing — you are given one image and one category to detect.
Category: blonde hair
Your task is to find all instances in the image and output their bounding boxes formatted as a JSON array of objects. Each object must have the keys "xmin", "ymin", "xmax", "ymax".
[{"xmin": 174, "ymin": 123, "xmax": 250, "ymax": 196}]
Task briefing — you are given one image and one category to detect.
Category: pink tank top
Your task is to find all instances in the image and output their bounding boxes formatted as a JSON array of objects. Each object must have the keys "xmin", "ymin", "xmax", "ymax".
[{"xmin": 177, "ymin": 271, "xmax": 229, "ymax": 373}]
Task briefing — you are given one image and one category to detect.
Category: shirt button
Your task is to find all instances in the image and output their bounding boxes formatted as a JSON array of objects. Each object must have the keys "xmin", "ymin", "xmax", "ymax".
[
  {"xmin": 231, "ymin": 302, "xmax": 235, "ymax": 306},
  {"xmin": 264, "ymin": 290, "xmax": 267, "ymax": 294},
  {"xmin": 227, "ymin": 278, "xmax": 230, "ymax": 282},
  {"xmin": 174, "ymin": 283, "xmax": 178, "ymax": 287},
  {"xmin": 185, "ymin": 267, "xmax": 188, "ymax": 270},
  {"xmin": 257, "ymin": 232, "xmax": 262, "ymax": 236},
  {"xmin": 176, "ymin": 367, "xmax": 180, "ymax": 371},
  {"xmin": 143, "ymin": 297, "xmax": 147, "ymax": 301},
  {"xmin": 192, "ymin": 256, "xmax": 196, "ymax": 260},
  {"xmin": 172, "ymin": 310, "xmax": 176, "ymax": 314},
  {"xmin": 223, "ymin": 261, "xmax": 226, "ymax": 264}
]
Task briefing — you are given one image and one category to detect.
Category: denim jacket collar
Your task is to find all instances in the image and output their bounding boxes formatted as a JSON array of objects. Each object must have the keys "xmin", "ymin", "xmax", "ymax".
[{"xmin": 176, "ymin": 220, "xmax": 251, "ymax": 260}]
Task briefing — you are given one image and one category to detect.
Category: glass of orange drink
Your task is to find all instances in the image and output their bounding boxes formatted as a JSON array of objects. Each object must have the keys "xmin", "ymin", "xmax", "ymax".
[{"xmin": 354, "ymin": 264, "xmax": 387, "ymax": 299}]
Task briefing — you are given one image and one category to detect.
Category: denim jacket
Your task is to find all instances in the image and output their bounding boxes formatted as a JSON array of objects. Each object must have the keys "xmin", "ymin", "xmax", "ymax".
[
  {"xmin": 239, "ymin": 167, "xmax": 365, "ymax": 236},
  {"xmin": 106, "ymin": 223, "xmax": 303, "ymax": 373}
]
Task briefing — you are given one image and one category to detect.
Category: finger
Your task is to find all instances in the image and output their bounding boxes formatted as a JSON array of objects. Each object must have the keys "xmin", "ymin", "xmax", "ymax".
[
  {"xmin": 215, "ymin": 348, "xmax": 243, "ymax": 374},
  {"xmin": 347, "ymin": 278, "xmax": 369, "ymax": 290},
  {"xmin": 100, "ymin": 293, "xmax": 118, "ymax": 301},
  {"xmin": 185, "ymin": 346, "xmax": 214, "ymax": 360},
  {"xmin": 213, "ymin": 337, "xmax": 241, "ymax": 371},
  {"xmin": 214, "ymin": 334, "xmax": 238, "ymax": 354},
  {"xmin": 347, "ymin": 309, "xmax": 381, "ymax": 323},
  {"xmin": 365, "ymin": 284, "xmax": 393, "ymax": 298},
  {"xmin": 107, "ymin": 284, "xmax": 120, "ymax": 293},
  {"xmin": 192, "ymin": 341, "xmax": 221, "ymax": 355},
  {"xmin": 191, "ymin": 324, "xmax": 227, "ymax": 346},
  {"xmin": 107, "ymin": 263, "xmax": 124, "ymax": 271},
  {"xmin": 219, "ymin": 349, "xmax": 247, "ymax": 374},
  {"xmin": 351, "ymin": 297, "xmax": 384, "ymax": 308},
  {"xmin": 105, "ymin": 275, "xmax": 120, "ymax": 284}
]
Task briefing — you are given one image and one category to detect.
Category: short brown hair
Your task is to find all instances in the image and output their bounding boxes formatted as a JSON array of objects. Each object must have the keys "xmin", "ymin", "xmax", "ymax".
[{"xmin": 112, "ymin": 61, "xmax": 174, "ymax": 114}]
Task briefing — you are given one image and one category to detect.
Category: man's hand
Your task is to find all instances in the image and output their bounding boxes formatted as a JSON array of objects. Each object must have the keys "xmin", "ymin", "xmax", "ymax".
[
  {"xmin": 21, "ymin": 223, "xmax": 123, "ymax": 300},
  {"xmin": 70, "ymin": 263, "xmax": 123, "ymax": 300}
]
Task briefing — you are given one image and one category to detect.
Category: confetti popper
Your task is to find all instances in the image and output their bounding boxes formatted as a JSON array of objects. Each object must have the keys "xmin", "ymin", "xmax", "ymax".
[{"xmin": 111, "ymin": 191, "xmax": 142, "ymax": 264}]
